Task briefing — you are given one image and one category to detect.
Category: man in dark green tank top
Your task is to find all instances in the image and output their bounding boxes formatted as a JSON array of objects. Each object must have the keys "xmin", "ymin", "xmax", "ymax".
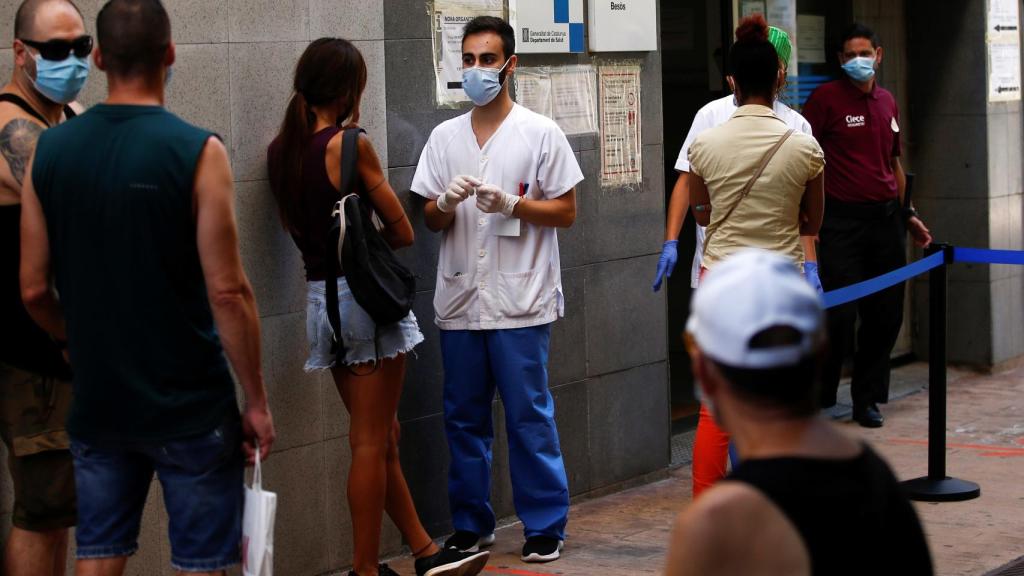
[
  {"xmin": 665, "ymin": 249, "xmax": 932, "ymax": 576},
  {"xmin": 19, "ymin": 1, "xmax": 275, "ymax": 574}
]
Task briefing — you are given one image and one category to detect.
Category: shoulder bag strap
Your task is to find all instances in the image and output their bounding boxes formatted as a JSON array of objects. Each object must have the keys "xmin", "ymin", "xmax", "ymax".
[
  {"xmin": 703, "ymin": 129, "xmax": 794, "ymax": 258},
  {"xmin": 326, "ymin": 128, "xmax": 363, "ymax": 356}
]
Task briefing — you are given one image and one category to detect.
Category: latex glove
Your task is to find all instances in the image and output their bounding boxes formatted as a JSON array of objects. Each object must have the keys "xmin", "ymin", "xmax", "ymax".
[
  {"xmin": 476, "ymin": 184, "xmax": 520, "ymax": 217},
  {"xmin": 436, "ymin": 175, "xmax": 481, "ymax": 213},
  {"xmin": 652, "ymin": 240, "xmax": 678, "ymax": 292},
  {"xmin": 804, "ymin": 261, "xmax": 823, "ymax": 294}
]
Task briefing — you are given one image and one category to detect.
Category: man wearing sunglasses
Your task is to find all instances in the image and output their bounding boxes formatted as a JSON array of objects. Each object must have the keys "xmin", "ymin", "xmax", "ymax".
[{"xmin": 0, "ymin": 2, "xmax": 89, "ymax": 575}]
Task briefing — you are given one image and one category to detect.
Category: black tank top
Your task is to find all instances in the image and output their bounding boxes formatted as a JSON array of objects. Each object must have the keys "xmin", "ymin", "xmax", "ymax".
[
  {"xmin": 269, "ymin": 126, "xmax": 367, "ymax": 281},
  {"xmin": 0, "ymin": 93, "xmax": 75, "ymax": 378},
  {"xmin": 728, "ymin": 445, "xmax": 933, "ymax": 576},
  {"xmin": 0, "ymin": 205, "xmax": 72, "ymax": 378}
]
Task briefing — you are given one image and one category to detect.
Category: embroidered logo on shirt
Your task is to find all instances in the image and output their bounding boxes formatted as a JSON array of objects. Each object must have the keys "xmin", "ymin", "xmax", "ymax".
[{"xmin": 845, "ymin": 115, "xmax": 866, "ymax": 128}]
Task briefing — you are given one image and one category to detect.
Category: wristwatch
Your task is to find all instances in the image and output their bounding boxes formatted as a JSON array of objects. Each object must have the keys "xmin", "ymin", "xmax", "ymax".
[{"xmin": 901, "ymin": 206, "xmax": 918, "ymax": 222}]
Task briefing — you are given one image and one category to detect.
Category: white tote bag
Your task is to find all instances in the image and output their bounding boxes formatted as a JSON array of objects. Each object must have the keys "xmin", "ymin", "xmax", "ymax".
[{"xmin": 242, "ymin": 448, "xmax": 276, "ymax": 576}]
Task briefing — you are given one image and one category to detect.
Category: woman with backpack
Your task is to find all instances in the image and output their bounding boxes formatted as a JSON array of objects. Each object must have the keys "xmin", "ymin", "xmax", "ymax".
[{"xmin": 267, "ymin": 38, "xmax": 489, "ymax": 576}]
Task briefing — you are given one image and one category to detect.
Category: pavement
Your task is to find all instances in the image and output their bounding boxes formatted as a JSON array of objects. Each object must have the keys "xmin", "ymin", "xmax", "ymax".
[{"xmin": 383, "ymin": 362, "xmax": 1024, "ymax": 576}]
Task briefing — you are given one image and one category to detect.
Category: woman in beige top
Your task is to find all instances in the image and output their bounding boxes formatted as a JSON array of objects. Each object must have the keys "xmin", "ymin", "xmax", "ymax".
[
  {"xmin": 688, "ymin": 18, "xmax": 825, "ymax": 275},
  {"xmin": 685, "ymin": 14, "xmax": 825, "ymax": 503}
]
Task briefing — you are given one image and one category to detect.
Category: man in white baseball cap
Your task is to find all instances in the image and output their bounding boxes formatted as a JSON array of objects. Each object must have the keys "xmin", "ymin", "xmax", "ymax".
[{"xmin": 664, "ymin": 249, "xmax": 932, "ymax": 576}]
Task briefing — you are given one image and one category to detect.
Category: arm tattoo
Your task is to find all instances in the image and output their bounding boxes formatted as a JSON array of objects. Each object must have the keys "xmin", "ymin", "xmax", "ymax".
[{"xmin": 0, "ymin": 118, "xmax": 44, "ymax": 187}]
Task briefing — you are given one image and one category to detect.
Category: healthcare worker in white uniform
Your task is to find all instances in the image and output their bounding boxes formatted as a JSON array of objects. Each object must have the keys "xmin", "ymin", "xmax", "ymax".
[
  {"xmin": 411, "ymin": 15, "xmax": 582, "ymax": 565},
  {"xmin": 652, "ymin": 26, "xmax": 821, "ymax": 293}
]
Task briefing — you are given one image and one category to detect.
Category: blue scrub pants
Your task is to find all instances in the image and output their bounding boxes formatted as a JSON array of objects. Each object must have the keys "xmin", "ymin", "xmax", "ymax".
[{"xmin": 440, "ymin": 324, "xmax": 569, "ymax": 540}]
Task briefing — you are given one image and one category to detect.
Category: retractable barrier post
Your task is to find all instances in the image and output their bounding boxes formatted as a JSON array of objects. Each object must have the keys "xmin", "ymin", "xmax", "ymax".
[{"xmin": 901, "ymin": 243, "xmax": 980, "ymax": 502}]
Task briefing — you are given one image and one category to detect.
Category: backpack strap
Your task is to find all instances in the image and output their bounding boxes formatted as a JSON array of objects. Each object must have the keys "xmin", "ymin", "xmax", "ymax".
[
  {"xmin": 325, "ymin": 128, "xmax": 364, "ymax": 357},
  {"xmin": 703, "ymin": 129, "xmax": 794, "ymax": 258}
]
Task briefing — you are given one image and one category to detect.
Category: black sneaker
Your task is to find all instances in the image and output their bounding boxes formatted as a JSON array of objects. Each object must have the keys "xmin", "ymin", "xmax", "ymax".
[
  {"xmin": 415, "ymin": 547, "xmax": 489, "ymax": 576},
  {"xmin": 521, "ymin": 536, "xmax": 563, "ymax": 563},
  {"xmin": 442, "ymin": 530, "xmax": 496, "ymax": 553}
]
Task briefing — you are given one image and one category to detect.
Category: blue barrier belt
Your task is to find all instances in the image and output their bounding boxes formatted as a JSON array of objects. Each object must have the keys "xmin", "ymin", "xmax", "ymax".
[
  {"xmin": 953, "ymin": 247, "xmax": 1024, "ymax": 265},
  {"xmin": 822, "ymin": 250, "xmax": 946, "ymax": 309}
]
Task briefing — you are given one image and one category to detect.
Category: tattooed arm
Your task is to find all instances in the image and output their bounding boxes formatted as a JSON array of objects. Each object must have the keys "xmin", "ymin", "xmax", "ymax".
[{"xmin": 1, "ymin": 118, "xmax": 44, "ymax": 189}]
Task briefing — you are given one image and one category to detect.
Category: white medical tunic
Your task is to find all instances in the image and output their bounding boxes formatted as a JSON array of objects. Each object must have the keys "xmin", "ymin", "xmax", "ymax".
[
  {"xmin": 411, "ymin": 104, "xmax": 584, "ymax": 331},
  {"xmin": 674, "ymin": 95, "xmax": 813, "ymax": 287}
]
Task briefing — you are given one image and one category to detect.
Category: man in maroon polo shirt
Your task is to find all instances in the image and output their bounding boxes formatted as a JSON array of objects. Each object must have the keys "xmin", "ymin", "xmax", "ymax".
[{"xmin": 802, "ymin": 23, "xmax": 932, "ymax": 428}]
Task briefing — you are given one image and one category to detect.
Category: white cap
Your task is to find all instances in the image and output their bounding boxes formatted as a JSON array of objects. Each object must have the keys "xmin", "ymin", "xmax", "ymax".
[{"xmin": 686, "ymin": 249, "xmax": 824, "ymax": 369}]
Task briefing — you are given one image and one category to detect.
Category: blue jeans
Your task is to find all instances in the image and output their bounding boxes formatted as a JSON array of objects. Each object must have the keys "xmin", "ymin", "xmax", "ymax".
[
  {"xmin": 441, "ymin": 324, "xmax": 569, "ymax": 540},
  {"xmin": 70, "ymin": 420, "xmax": 244, "ymax": 572}
]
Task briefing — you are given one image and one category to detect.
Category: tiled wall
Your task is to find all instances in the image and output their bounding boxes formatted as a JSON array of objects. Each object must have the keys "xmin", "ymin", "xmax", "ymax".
[
  {"xmin": 0, "ymin": 0, "xmax": 669, "ymax": 573},
  {"xmin": 906, "ymin": 0, "xmax": 1024, "ymax": 367}
]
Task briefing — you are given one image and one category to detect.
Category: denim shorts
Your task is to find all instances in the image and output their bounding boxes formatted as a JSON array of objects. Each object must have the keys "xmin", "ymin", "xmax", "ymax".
[
  {"xmin": 70, "ymin": 420, "xmax": 243, "ymax": 572},
  {"xmin": 305, "ymin": 277, "xmax": 424, "ymax": 370}
]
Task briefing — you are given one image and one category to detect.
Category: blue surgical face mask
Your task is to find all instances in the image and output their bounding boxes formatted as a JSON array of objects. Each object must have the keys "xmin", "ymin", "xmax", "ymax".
[
  {"xmin": 27, "ymin": 51, "xmax": 90, "ymax": 104},
  {"xmin": 462, "ymin": 58, "xmax": 510, "ymax": 107},
  {"xmin": 842, "ymin": 56, "xmax": 876, "ymax": 83}
]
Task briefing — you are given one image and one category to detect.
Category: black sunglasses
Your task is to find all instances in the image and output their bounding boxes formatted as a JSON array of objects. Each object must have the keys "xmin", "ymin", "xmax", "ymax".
[{"xmin": 20, "ymin": 35, "xmax": 93, "ymax": 61}]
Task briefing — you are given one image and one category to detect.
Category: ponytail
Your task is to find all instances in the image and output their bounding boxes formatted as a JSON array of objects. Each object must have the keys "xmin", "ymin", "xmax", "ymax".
[{"xmin": 269, "ymin": 92, "xmax": 312, "ymax": 234}]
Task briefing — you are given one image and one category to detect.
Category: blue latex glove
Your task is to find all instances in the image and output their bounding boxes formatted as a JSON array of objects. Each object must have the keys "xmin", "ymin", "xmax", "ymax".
[
  {"xmin": 804, "ymin": 261, "xmax": 823, "ymax": 294},
  {"xmin": 652, "ymin": 240, "xmax": 678, "ymax": 292}
]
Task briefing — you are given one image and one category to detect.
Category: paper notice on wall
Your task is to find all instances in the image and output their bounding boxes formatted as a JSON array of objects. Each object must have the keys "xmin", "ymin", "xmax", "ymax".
[
  {"xmin": 598, "ymin": 65, "xmax": 642, "ymax": 189},
  {"xmin": 551, "ymin": 67, "xmax": 598, "ymax": 135},
  {"xmin": 797, "ymin": 14, "xmax": 825, "ymax": 64},
  {"xmin": 986, "ymin": 0, "xmax": 1021, "ymax": 102},
  {"xmin": 766, "ymin": 0, "xmax": 797, "ymax": 73},
  {"xmin": 739, "ymin": 0, "xmax": 765, "ymax": 18},
  {"xmin": 515, "ymin": 65, "xmax": 597, "ymax": 135},
  {"xmin": 431, "ymin": 0, "xmax": 504, "ymax": 107},
  {"xmin": 989, "ymin": 41, "xmax": 1022, "ymax": 102},
  {"xmin": 515, "ymin": 68, "xmax": 554, "ymax": 118},
  {"xmin": 988, "ymin": 0, "xmax": 1020, "ymax": 36}
]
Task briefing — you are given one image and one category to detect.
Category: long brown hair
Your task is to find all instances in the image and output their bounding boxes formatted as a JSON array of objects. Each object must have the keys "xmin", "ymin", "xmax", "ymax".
[{"xmin": 269, "ymin": 38, "xmax": 367, "ymax": 233}]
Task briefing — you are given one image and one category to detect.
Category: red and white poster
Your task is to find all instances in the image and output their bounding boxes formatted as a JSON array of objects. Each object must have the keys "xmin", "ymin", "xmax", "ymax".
[{"xmin": 598, "ymin": 65, "xmax": 642, "ymax": 189}]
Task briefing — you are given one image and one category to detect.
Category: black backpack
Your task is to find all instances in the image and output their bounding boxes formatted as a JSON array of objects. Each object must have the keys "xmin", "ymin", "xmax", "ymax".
[{"xmin": 325, "ymin": 128, "xmax": 416, "ymax": 362}]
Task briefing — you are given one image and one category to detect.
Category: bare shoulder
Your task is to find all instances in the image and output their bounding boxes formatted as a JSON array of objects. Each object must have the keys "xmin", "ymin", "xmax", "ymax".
[
  {"xmin": 668, "ymin": 482, "xmax": 810, "ymax": 576},
  {"xmin": 199, "ymin": 135, "xmax": 229, "ymax": 163},
  {"xmin": 355, "ymin": 131, "xmax": 382, "ymax": 165},
  {"xmin": 194, "ymin": 136, "xmax": 232, "ymax": 195},
  {"xmin": 0, "ymin": 105, "xmax": 46, "ymax": 201}
]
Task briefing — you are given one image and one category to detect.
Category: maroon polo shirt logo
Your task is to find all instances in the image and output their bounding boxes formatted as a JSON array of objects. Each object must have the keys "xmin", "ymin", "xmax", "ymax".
[{"xmin": 802, "ymin": 79, "xmax": 902, "ymax": 204}]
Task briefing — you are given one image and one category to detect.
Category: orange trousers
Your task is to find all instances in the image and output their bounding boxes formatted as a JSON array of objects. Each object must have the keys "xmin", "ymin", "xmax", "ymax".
[{"xmin": 691, "ymin": 403, "xmax": 730, "ymax": 499}]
